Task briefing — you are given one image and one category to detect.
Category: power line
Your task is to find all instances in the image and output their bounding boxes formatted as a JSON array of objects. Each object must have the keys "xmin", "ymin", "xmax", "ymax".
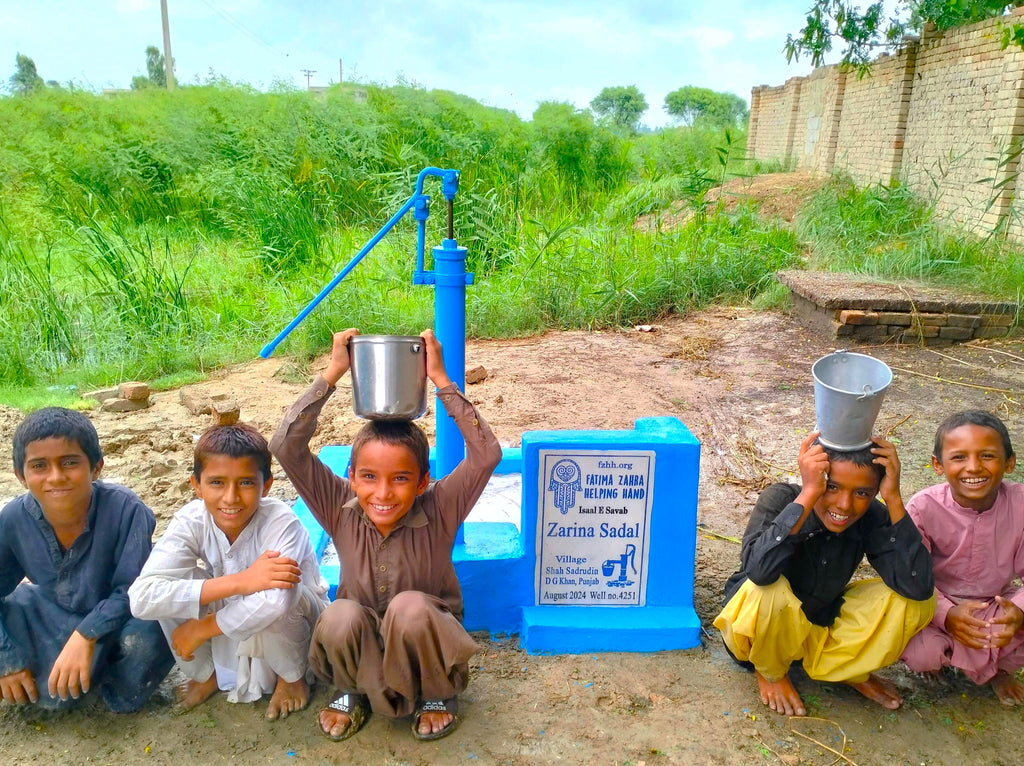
[{"xmin": 197, "ymin": 0, "xmax": 293, "ymax": 60}]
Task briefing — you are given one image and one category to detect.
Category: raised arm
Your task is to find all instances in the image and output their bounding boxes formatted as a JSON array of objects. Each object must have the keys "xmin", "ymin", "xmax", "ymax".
[
  {"xmin": 422, "ymin": 329, "xmax": 502, "ymax": 537},
  {"xmin": 269, "ymin": 329, "xmax": 359, "ymax": 533}
]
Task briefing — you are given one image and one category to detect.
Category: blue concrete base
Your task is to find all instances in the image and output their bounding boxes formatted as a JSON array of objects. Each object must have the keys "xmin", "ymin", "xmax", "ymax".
[
  {"xmin": 455, "ymin": 522, "xmax": 530, "ymax": 634},
  {"xmin": 521, "ymin": 606, "xmax": 701, "ymax": 654}
]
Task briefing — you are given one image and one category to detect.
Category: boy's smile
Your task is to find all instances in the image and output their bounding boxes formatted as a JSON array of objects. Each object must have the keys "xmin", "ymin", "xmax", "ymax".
[
  {"xmin": 933, "ymin": 424, "xmax": 1015, "ymax": 512},
  {"xmin": 812, "ymin": 460, "xmax": 880, "ymax": 534},
  {"xmin": 349, "ymin": 441, "xmax": 430, "ymax": 537},
  {"xmin": 18, "ymin": 436, "xmax": 102, "ymax": 522},
  {"xmin": 191, "ymin": 454, "xmax": 273, "ymax": 544}
]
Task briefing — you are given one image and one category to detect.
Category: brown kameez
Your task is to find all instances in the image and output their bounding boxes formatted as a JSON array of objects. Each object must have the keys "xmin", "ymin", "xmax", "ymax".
[{"xmin": 270, "ymin": 378, "xmax": 501, "ymax": 717}]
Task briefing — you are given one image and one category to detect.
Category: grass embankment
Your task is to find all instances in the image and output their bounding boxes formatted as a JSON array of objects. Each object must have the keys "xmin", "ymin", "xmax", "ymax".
[
  {"xmin": 0, "ymin": 84, "xmax": 796, "ymax": 407},
  {"xmin": 797, "ymin": 178, "xmax": 1024, "ymax": 306}
]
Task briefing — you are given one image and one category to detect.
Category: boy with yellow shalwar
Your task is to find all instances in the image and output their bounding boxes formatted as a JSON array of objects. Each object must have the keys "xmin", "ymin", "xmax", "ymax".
[{"xmin": 714, "ymin": 431, "xmax": 935, "ymax": 716}]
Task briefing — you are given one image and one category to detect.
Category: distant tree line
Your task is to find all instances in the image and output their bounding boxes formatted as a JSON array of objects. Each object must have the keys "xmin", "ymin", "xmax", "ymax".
[
  {"xmin": 7, "ymin": 47, "xmax": 172, "ymax": 94},
  {"xmin": 7, "ymin": 52, "xmax": 746, "ymax": 134}
]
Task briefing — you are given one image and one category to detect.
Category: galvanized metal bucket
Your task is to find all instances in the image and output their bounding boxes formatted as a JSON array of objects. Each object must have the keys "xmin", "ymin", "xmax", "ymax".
[
  {"xmin": 349, "ymin": 335, "xmax": 427, "ymax": 420},
  {"xmin": 812, "ymin": 350, "xmax": 892, "ymax": 451}
]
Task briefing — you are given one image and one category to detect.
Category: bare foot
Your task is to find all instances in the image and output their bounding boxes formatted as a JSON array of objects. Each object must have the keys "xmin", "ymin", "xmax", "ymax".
[
  {"xmin": 175, "ymin": 674, "xmax": 219, "ymax": 710},
  {"xmin": 991, "ymin": 671, "xmax": 1024, "ymax": 706},
  {"xmin": 755, "ymin": 670, "xmax": 806, "ymax": 716},
  {"xmin": 847, "ymin": 673, "xmax": 902, "ymax": 710},
  {"xmin": 320, "ymin": 708, "xmax": 352, "ymax": 739},
  {"xmin": 417, "ymin": 710, "xmax": 454, "ymax": 736},
  {"xmin": 266, "ymin": 676, "xmax": 309, "ymax": 720}
]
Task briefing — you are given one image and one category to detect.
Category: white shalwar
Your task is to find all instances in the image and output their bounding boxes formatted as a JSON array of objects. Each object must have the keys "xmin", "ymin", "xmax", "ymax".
[{"xmin": 128, "ymin": 497, "xmax": 328, "ymax": 702}]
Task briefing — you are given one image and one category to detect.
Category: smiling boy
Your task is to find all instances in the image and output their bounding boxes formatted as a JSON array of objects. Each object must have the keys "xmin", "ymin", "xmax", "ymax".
[
  {"xmin": 901, "ymin": 411, "xmax": 1024, "ymax": 705},
  {"xmin": 270, "ymin": 328, "xmax": 502, "ymax": 742},
  {"xmin": 0, "ymin": 407, "xmax": 172, "ymax": 712},
  {"xmin": 714, "ymin": 432, "xmax": 935, "ymax": 716},
  {"xmin": 129, "ymin": 423, "xmax": 328, "ymax": 719}
]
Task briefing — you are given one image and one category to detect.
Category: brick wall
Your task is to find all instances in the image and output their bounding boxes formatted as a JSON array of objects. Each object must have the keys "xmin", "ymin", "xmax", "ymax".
[
  {"xmin": 791, "ymin": 66, "xmax": 845, "ymax": 171},
  {"xmin": 748, "ymin": 9, "xmax": 1024, "ymax": 237},
  {"xmin": 748, "ymin": 78, "xmax": 805, "ymax": 164},
  {"xmin": 903, "ymin": 15, "xmax": 1024, "ymax": 233},
  {"xmin": 833, "ymin": 48, "xmax": 916, "ymax": 185}
]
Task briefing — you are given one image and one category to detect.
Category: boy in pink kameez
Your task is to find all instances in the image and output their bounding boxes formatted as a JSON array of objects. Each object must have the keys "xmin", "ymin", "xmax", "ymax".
[{"xmin": 901, "ymin": 410, "xmax": 1024, "ymax": 705}]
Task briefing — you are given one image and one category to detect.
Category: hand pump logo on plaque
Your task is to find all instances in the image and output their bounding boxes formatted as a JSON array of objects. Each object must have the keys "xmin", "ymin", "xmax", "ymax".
[{"xmin": 536, "ymin": 450, "xmax": 654, "ymax": 606}]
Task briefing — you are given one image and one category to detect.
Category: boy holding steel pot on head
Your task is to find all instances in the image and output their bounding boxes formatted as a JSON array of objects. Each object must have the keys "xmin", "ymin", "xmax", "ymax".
[
  {"xmin": 270, "ymin": 328, "xmax": 502, "ymax": 742},
  {"xmin": 714, "ymin": 431, "xmax": 935, "ymax": 716}
]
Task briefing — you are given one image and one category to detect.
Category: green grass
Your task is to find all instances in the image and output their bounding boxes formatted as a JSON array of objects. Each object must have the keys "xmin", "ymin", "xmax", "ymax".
[
  {"xmin": 0, "ymin": 82, "xmax": 772, "ymax": 407},
  {"xmin": 796, "ymin": 177, "xmax": 1024, "ymax": 304},
  {"xmin": 0, "ymin": 386, "xmax": 94, "ymax": 412}
]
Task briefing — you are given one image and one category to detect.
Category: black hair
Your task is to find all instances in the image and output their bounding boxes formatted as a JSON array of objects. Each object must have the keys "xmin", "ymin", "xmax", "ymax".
[
  {"xmin": 13, "ymin": 407, "xmax": 103, "ymax": 475},
  {"xmin": 351, "ymin": 419, "xmax": 430, "ymax": 479},
  {"xmin": 933, "ymin": 410, "xmax": 1014, "ymax": 460},
  {"xmin": 193, "ymin": 422, "xmax": 273, "ymax": 483},
  {"xmin": 817, "ymin": 441, "xmax": 885, "ymax": 483}
]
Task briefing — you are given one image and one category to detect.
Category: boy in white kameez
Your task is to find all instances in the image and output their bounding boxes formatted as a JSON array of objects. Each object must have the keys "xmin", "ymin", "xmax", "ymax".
[{"xmin": 129, "ymin": 423, "xmax": 328, "ymax": 719}]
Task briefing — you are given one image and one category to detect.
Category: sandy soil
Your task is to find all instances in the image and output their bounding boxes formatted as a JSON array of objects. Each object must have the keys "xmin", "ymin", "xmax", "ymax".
[{"xmin": 2, "ymin": 306, "xmax": 1024, "ymax": 765}]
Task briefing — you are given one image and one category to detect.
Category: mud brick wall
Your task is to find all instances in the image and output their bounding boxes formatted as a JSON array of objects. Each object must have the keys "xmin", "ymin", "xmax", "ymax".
[
  {"xmin": 748, "ymin": 9, "xmax": 1024, "ymax": 238},
  {"xmin": 747, "ymin": 78, "xmax": 804, "ymax": 164},
  {"xmin": 832, "ymin": 49, "xmax": 916, "ymax": 185},
  {"xmin": 791, "ymin": 66, "xmax": 846, "ymax": 171},
  {"xmin": 903, "ymin": 13, "xmax": 1024, "ymax": 233}
]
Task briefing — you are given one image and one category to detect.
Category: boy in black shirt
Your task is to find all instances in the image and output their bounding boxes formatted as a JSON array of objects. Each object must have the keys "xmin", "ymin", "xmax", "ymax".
[{"xmin": 714, "ymin": 431, "xmax": 935, "ymax": 716}]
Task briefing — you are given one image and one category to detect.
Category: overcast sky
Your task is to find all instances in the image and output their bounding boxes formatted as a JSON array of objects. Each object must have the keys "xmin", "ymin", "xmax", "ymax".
[{"xmin": 2, "ymin": 0, "xmax": 860, "ymax": 128}]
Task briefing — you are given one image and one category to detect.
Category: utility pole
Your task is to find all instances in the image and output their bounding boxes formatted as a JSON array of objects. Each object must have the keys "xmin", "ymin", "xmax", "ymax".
[
  {"xmin": 339, "ymin": 59, "xmax": 343, "ymax": 83},
  {"xmin": 301, "ymin": 69, "xmax": 316, "ymax": 88},
  {"xmin": 160, "ymin": 0, "xmax": 175, "ymax": 89}
]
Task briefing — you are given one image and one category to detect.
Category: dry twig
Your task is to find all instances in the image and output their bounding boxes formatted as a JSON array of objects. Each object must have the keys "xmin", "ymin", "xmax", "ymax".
[
  {"xmin": 788, "ymin": 716, "xmax": 858, "ymax": 766},
  {"xmin": 889, "ymin": 366, "xmax": 1021, "ymax": 396}
]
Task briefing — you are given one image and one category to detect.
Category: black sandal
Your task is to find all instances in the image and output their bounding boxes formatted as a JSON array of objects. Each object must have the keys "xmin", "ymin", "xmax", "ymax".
[
  {"xmin": 319, "ymin": 690, "xmax": 369, "ymax": 741},
  {"xmin": 411, "ymin": 696, "xmax": 460, "ymax": 741}
]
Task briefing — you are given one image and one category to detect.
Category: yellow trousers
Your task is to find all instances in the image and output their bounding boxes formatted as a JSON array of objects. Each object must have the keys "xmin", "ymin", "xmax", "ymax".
[{"xmin": 714, "ymin": 576, "xmax": 935, "ymax": 684}]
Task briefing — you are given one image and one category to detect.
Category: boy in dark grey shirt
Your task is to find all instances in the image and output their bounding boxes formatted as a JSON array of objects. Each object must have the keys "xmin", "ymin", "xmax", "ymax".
[{"xmin": 0, "ymin": 408, "xmax": 172, "ymax": 712}]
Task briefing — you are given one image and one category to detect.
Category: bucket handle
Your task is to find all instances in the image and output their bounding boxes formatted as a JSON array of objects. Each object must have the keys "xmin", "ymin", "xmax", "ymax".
[{"xmin": 858, "ymin": 383, "xmax": 875, "ymax": 400}]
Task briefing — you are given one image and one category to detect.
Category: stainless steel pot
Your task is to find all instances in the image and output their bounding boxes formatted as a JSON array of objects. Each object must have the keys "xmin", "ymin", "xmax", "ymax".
[{"xmin": 349, "ymin": 335, "xmax": 427, "ymax": 420}]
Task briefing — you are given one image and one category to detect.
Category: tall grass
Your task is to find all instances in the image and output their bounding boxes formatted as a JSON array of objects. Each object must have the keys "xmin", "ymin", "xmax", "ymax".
[
  {"xmin": 797, "ymin": 177, "xmax": 1024, "ymax": 299},
  {"xmin": 0, "ymin": 82, "xmax": 787, "ymax": 400}
]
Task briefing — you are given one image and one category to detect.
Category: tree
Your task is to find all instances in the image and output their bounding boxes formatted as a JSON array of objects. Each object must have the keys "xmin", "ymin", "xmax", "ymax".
[
  {"xmin": 785, "ymin": 1, "xmax": 1024, "ymax": 69},
  {"xmin": 664, "ymin": 86, "xmax": 748, "ymax": 128},
  {"xmin": 590, "ymin": 86, "xmax": 648, "ymax": 132},
  {"xmin": 146, "ymin": 46, "xmax": 166, "ymax": 87},
  {"xmin": 131, "ymin": 46, "xmax": 168, "ymax": 90},
  {"xmin": 10, "ymin": 53, "xmax": 44, "ymax": 94}
]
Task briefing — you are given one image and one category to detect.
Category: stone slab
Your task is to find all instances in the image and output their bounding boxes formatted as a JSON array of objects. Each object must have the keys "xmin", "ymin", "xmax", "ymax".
[{"xmin": 778, "ymin": 270, "xmax": 1017, "ymax": 315}]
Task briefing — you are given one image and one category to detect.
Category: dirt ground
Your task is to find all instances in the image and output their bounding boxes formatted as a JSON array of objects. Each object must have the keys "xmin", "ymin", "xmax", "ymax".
[{"xmin": 2, "ymin": 304, "xmax": 1024, "ymax": 765}]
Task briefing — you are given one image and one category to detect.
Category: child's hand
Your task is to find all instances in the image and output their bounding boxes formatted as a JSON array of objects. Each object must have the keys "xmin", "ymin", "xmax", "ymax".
[
  {"xmin": 171, "ymin": 615, "xmax": 220, "ymax": 661},
  {"xmin": 870, "ymin": 437, "xmax": 902, "ymax": 503},
  {"xmin": 945, "ymin": 600, "xmax": 993, "ymax": 649},
  {"xmin": 420, "ymin": 329, "xmax": 453, "ymax": 389},
  {"xmin": 0, "ymin": 668, "xmax": 38, "ymax": 705},
  {"xmin": 47, "ymin": 630, "xmax": 96, "ymax": 701},
  {"xmin": 323, "ymin": 328, "xmax": 360, "ymax": 387},
  {"xmin": 988, "ymin": 596, "xmax": 1024, "ymax": 648},
  {"xmin": 238, "ymin": 550, "xmax": 301, "ymax": 595},
  {"xmin": 795, "ymin": 431, "xmax": 829, "ymax": 510}
]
